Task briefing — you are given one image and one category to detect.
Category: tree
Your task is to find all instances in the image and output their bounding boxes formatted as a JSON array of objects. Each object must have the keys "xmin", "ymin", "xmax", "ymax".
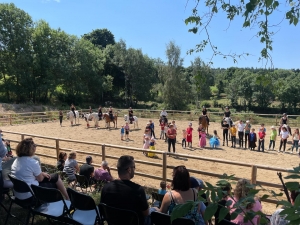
[{"xmin": 83, "ymin": 28, "xmax": 115, "ymax": 48}]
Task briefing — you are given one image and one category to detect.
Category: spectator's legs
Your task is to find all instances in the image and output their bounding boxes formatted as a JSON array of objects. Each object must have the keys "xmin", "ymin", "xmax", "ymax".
[
  {"xmin": 279, "ymin": 140, "xmax": 283, "ymax": 151},
  {"xmin": 168, "ymin": 138, "xmax": 171, "ymax": 153},
  {"xmin": 171, "ymin": 139, "xmax": 176, "ymax": 153},
  {"xmin": 283, "ymin": 139, "xmax": 287, "ymax": 152},
  {"xmin": 261, "ymin": 139, "xmax": 264, "ymax": 152},
  {"xmin": 225, "ymin": 131, "xmax": 228, "ymax": 146},
  {"xmin": 245, "ymin": 133, "xmax": 248, "ymax": 148},
  {"xmin": 258, "ymin": 139, "xmax": 261, "ymax": 151},
  {"xmin": 295, "ymin": 140, "xmax": 299, "ymax": 152},
  {"xmin": 223, "ymin": 131, "xmax": 226, "ymax": 146},
  {"xmin": 238, "ymin": 132, "xmax": 244, "ymax": 147}
]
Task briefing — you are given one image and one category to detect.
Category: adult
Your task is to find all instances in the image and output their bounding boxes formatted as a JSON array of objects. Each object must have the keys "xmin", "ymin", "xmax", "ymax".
[
  {"xmin": 100, "ymin": 155, "xmax": 150, "ymax": 225},
  {"xmin": 190, "ymin": 177, "xmax": 208, "ymax": 207},
  {"xmin": 214, "ymin": 181, "xmax": 231, "ymax": 225},
  {"xmin": 79, "ymin": 156, "xmax": 95, "ymax": 185},
  {"xmin": 279, "ymin": 113, "xmax": 289, "ymax": 135},
  {"xmin": 244, "ymin": 120, "xmax": 251, "ymax": 149},
  {"xmin": 2, "ymin": 157, "xmax": 15, "ymax": 189},
  {"xmin": 202, "ymin": 106, "xmax": 210, "ymax": 125},
  {"xmin": 10, "ymin": 138, "xmax": 69, "ymax": 200},
  {"xmin": 59, "ymin": 110, "xmax": 63, "ymax": 127},
  {"xmin": 94, "ymin": 160, "xmax": 113, "ymax": 182},
  {"xmin": 70, "ymin": 103, "xmax": 76, "ymax": 118},
  {"xmin": 221, "ymin": 120, "xmax": 229, "ymax": 146},
  {"xmin": 108, "ymin": 106, "xmax": 114, "ymax": 120},
  {"xmin": 63, "ymin": 151, "xmax": 79, "ymax": 182},
  {"xmin": 155, "ymin": 166, "xmax": 206, "ymax": 225},
  {"xmin": 128, "ymin": 107, "xmax": 134, "ymax": 124},
  {"xmin": 57, "ymin": 152, "xmax": 67, "ymax": 171},
  {"xmin": 237, "ymin": 120, "xmax": 245, "ymax": 148},
  {"xmin": 223, "ymin": 107, "xmax": 231, "ymax": 119},
  {"xmin": 229, "ymin": 179, "xmax": 262, "ymax": 225},
  {"xmin": 167, "ymin": 124, "xmax": 177, "ymax": 154},
  {"xmin": 0, "ymin": 139, "xmax": 7, "ymax": 200},
  {"xmin": 149, "ymin": 120, "xmax": 156, "ymax": 139},
  {"xmin": 98, "ymin": 106, "xmax": 103, "ymax": 120},
  {"xmin": 160, "ymin": 109, "xmax": 168, "ymax": 124}
]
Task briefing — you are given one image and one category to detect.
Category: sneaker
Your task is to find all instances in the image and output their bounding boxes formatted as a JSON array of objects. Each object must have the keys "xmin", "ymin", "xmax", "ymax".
[{"xmin": 278, "ymin": 150, "xmax": 281, "ymax": 153}]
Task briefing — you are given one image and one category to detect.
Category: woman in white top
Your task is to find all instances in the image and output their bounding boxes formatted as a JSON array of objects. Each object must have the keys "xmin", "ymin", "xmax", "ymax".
[
  {"xmin": 291, "ymin": 128, "xmax": 299, "ymax": 153},
  {"xmin": 279, "ymin": 127, "xmax": 289, "ymax": 153}
]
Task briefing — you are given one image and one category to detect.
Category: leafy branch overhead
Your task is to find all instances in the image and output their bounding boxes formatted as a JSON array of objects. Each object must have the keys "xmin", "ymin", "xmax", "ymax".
[{"xmin": 185, "ymin": 0, "xmax": 300, "ymax": 65}]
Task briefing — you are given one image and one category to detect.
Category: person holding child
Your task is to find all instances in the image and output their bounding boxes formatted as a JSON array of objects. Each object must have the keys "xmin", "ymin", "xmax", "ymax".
[
  {"xmin": 186, "ymin": 123, "xmax": 193, "ymax": 148},
  {"xmin": 209, "ymin": 130, "xmax": 220, "ymax": 149},
  {"xmin": 268, "ymin": 126, "xmax": 277, "ymax": 151}
]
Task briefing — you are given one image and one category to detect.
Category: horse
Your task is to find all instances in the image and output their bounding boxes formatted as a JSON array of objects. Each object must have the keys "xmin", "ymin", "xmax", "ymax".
[
  {"xmin": 159, "ymin": 116, "xmax": 168, "ymax": 125},
  {"xmin": 84, "ymin": 113, "xmax": 100, "ymax": 128},
  {"xmin": 199, "ymin": 115, "xmax": 209, "ymax": 134},
  {"xmin": 103, "ymin": 113, "xmax": 117, "ymax": 129},
  {"xmin": 124, "ymin": 115, "xmax": 138, "ymax": 129},
  {"xmin": 279, "ymin": 124, "xmax": 292, "ymax": 135},
  {"xmin": 67, "ymin": 111, "xmax": 79, "ymax": 126}
]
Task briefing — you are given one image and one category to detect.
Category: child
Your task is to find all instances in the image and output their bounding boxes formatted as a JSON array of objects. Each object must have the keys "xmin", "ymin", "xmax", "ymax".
[
  {"xmin": 120, "ymin": 125, "xmax": 125, "ymax": 140},
  {"xmin": 160, "ymin": 122, "xmax": 165, "ymax": 140},
  {"xmin": 5, "ymin": 140, "xmax": 13, "ymax": 157},
  {"xmin": 164, "ymin": 123, "xmax": 169, "ymax": 142},
  {"xmin": 186, "ymin": 123, "xmax": 193, "ymax": 148},
  {"xmin": 59, "ymin": 110, "xmax": 63, "ymax": 127},
  {"xmin": 258, "ymin": 127, "xmax": 266, "ymax": 152},
  {"xmin": 279, "ymin": 126, "xmax": 289, "ymax": 153},
  {"xmin": 209, "ymin": 130, "xmax": 220, "ymax": 149},
  {"xmin": 158, "ymin": 181, "xmax": 167, "ymax": 195},
  {"xmin": 148, "ymin": 137, "xmax": 156, "ymax": 157},
  {"xmin": 230, "ymin": 124, "xmax": 237, "ymax": 148},
  {"xmin": 260, "ymin": 123, "xmax": 266, "ymax": 133},
  {"xmin": 182, "ymin": 129, "xmax": 187, "ymax": 149},
  {"xmin": 149, "ymin": 120, "xmax": 156, "ymax": 139},
  {"xmin": 197, "ymin": 124, "xmax": 203, "ymax": 140},
  {"xmin": 143, "ymin": 135, "xmax": 150, "ymax": 156},
  {"xmin": 125, "ymin": 122, "xmax": 130, "ymax": 140},
  {"xmin": 249, "ymin": 128, "xmax": 257, "ymax": 151},
  {"xmin": 291, "ymin": 128, "xmax": 299, "ymax": 153},
  {"xmin": 268, "ymin": 125, "xmax": 277, "ymax": 151},
  {"xmin": 199, "ymin": 129, "xmax": 206, "ymax": 148}
]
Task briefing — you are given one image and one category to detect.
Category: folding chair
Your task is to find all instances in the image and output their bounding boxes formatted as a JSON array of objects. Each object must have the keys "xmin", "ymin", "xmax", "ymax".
[
  {"xmin": 5, "ymin": 174, "xmax": 36, "ymax": 225},
  {"xmin": 67, "ymin": 188, "xmax": 101, "ymax": 225},
  {"xmin": 219, "ymin": 219, "xmax": 237, "ymax": 225},
  {"xmin": 30, "ymin": 184, "xmax": 71, "ymax": 224},
  {"xmin": 151, "ymin": 192, "xmax": 165, "ymax": 207},
  {"xmin": 99, "ymin": 202, "xmax": 139, "ymax": 225},
  {"xmin": 151, "ymin": 211, "xmax": 195, "ymax": 225},
  {"xmin": 75, "ymin": 174, "xmax": 92, "ymax": 192}
]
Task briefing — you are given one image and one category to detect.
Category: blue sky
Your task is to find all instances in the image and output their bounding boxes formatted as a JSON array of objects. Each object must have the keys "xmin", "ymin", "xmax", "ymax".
[{"xmin": 4, "ymin": 0, "xmax": 300, "ymax": 69}]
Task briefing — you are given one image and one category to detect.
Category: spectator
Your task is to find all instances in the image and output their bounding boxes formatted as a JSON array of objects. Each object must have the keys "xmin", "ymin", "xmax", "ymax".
[
  {"xmin": 63, "ymin": 151, "xmax": 79, "ymax": 182},
  {"xmin": 125, "ymin": 122, "xmax": 130, "ymax": 141},
  {"xmin": 94, "ymin": 160, "xmax": 113, "ymax": 182},
  {"xmin": 100, "ymin": 155, "xmax": 150, "ymax": 225},
  {"xmin": 214, "ymin": 181, "xmax": 231, "ymax": 225},
  {"xmin": 190, "ymin": 177, "xmax": 208, "ymax": 206},
  {"xmin": 258, "ymin": 127, "xmax": 266, "ymax": 152},
  {"xmin": 11, "ymin": 138, "xmax": 69, "ymax": 200},
  {"xmin": 186, "ymin": 123, "xmax": 193, "ymax": 148},
  {"xmin": 268, "ymin": 125, "xmax": 277, "ymax": 151},
  {"xmin": 237, "ymin": 120, "xmax": 245, "ymax": 148},
  {"xmin": 167, "ymin": 124, "xmax": 177, "ymax": 154},
  {"xmin": 230, "ymin": 124, "xmax": 237, "ymax": 148},
  {"xmin": 290, "ymin": 128, "xmax": 299, "ymax": 153},
  {"xmin": 279, "ymin": 126, "xmax": 289, "ymax": 153},
  {"xmin": 149, "ymin": 120, "xmax": 156, "ymax": 139},
  {"xmin": 155, "ymin": 166, "xmax": 207, "ymax": 225},
  {"xmin": 182, "ymin": 129, "xmax": 187, "ymax": 149},
  {"xmin": 0, "ymin": 139, "xmax": 7, "ymax": 200},
  {"xmin": 159, "ymin": 122, "xmax": 165, "ymax": 140},
  {"xmin": 221, "ymin": 120, "xmax": 229, "ymax": 147},
  {"xmin": 164, "ymin": 123, "xmax": 169, "ymax": 142},
  {"xmin": 244, "ymin": 120, "xmax": 251, "ymax": 149},
  {"xmin": 229, "ymin": 179, "xmax": 262, "ymax": 225},
  {"xmin": 249, "ymin": 128, "xmax": 257, "ymax": 151},
  {"xmin": 158, "ymin": 181, "xmax": 167, "ymax": 195},
  {"xmin": 79, "ymin": 156, "xmax": 95, "ymax": 184},
  {"xmin": 57, "ymin": 152, "xmax": 67, "ymax": 171},
  {"xmin": 2, "ymin": 157, "xmax": 15, "ymax": 189},
  {"xmin": 5, "ymin": 140, "xmax": 12, "ymax": 157},
  {"xmin": 59, "ymin": 110, "xmax": 63, "ymax": 127}
]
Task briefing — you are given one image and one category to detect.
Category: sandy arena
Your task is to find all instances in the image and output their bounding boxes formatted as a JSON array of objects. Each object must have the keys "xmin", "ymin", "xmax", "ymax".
[{"xmin": 2, "ymin": 117, "xmax": 299, "ymax": 214}]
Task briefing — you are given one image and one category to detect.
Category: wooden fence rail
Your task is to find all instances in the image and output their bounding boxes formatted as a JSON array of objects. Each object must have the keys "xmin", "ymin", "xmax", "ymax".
[{"xmin": 3, "ymin": 130, "xmax": 290, "ymax": 205}]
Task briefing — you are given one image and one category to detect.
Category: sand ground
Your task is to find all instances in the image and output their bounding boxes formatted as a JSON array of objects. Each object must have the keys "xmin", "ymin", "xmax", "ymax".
[{"xmin": 2, "ymin": 117, "xmax": 299, "ymax": 214}]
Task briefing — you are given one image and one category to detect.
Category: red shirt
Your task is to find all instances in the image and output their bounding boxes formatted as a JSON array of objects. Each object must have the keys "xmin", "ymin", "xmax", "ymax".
[
  {"xmin": 258, "ymin": 131, "xmax": 265, "ymax": 139},
  {"xmin": 160, "ymin": 123, "xmax": 165, "ymax": 130},
  {"xmin": 167, "ymin": 129, "xmax": 176, "ymax": 139}
]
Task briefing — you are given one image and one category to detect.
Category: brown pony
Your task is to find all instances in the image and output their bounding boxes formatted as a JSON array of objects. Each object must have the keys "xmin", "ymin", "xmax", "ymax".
[
  {"xmin": 103, "ymin": 113, "xmax": 118, "ymax": 128},
  {"xmin": 199, "ymin": 115, "xmax": 208, "ymax": 134}
]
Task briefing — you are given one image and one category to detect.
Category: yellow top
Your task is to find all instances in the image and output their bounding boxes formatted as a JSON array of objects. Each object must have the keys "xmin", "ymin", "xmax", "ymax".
[{"xmin": 230, "ymin": 127, "xmax": 237, "ymax": 136}]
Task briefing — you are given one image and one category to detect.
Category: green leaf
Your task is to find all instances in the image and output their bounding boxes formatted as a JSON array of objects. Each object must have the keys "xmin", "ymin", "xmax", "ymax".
[
  {"xmin": 211, "ymin": 190, "xmax": 217, "ymax": 202},
  {"xmin": 203, "ymin": 203, "xmax": 218, "ymax": 220},
  {"xmin": 276, "ymin": 200, "xmax": 293, "ymax": 208},
  {"xmin": 284, "ymin": 174, "xmax": 300, "ymax": 179},
  {"xmin": 265, "ymin": 0, "xmax": 273, "ymax": 7},
  {"xmin": 294, "ymin": 17, "xmax": 299, "ymax": 26},
  {"xmin": 205, "ymin": 181, "xmax": 214, "ymax": 190},
  {"xmin": 286, "ymin": 182, "xmax": 300, "ymax": 191},
  {"xmin": 260, "ymin": 194, "xmax": 269, "ymax": 200},
  {"xmin": 293, "ymin": 194, "xmax": 300, "ymax": 207},
  {"xmin": 170, "ymin": 201, "xmax": 195, "ymax": 222},
  {"xmin": 218, "ymin": 207, "xmax": 229, "ymax": 222}
]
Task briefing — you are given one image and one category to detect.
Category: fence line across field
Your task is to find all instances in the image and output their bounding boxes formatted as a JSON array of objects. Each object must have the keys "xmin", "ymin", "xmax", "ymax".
[{"xmin": 3, "ymin": 130, "xmax": 290, "ymax": 205}]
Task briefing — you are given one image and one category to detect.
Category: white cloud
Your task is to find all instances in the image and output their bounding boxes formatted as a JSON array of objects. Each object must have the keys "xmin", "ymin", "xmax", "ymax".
[{"xmin": 41, "ymin": 0, "xmax": 61, "ymax": 3}]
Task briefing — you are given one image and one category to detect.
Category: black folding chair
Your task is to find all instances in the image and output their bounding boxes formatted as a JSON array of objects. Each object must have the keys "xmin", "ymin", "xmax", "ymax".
[
  {"xmin": 75, "ymin": 174, "xmax": 92, "ymax": 192},
  {"xmin": 219, "ymin": 219, "xmax": 237, "ymax": 225},
  {"xmin": 151, "ymin": 211, "xmax": 195, "ymax": 225},
  {"xmin": 151, "ymin": 192, "xmax": 165, "ymax": 207},
  {"xmin": 67, "ymin": 187, "xmax": 101, "ymax": 225},
  {"xmin": 99, "ymin": 202, "xmax": 139, "ymax": 225},
  {"xmin": 30, "ymin": 184, "xmax": 71, "ymax": 225},
  {"xmin": 5, "ymin": 174, "xmax": 36, "ymax": 225}
]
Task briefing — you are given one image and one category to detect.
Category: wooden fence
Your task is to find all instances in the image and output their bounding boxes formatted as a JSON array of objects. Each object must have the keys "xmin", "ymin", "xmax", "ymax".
[
  {"xmin": 0, "ymin": 109, "xmax": 299, "ymax": 127},
  {"xmin": 3, "ymin": 130, "xmax": 291, "ymax": 205}
]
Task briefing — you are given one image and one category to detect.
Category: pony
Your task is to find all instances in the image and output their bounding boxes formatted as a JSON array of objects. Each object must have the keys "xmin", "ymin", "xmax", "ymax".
[
  {"xmin": 159, "ymin": 116, "xmax": 168, "ymax": 125},
  {"xmin": 67, "ymin": 111, "xmax": 79, "ymax": 126},
  {"xmin": 84, "ymin": 113, "xmax": 100, "ymax": 128},
  {"xmin": 103, "ymin": 113, "xmax": 117, "ymax": 129},
  {"xmin": 124, "ymin": 115, "xmax": 138, "ymax": 129},
  {"xmin": 199, "ymin": 115, "xmax": 209, "ymax": 134}
]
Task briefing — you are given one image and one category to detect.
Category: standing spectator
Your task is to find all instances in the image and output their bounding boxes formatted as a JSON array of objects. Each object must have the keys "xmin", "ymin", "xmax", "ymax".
[
  {"xmin": 63, "ymin": 151, "xmax": 79, "ymax": 182},
  {"xmin": 186, "ymin": 123, "xmax": 193, "ymax": 148},
  {"xmin": 209, "ymin": 130, "xmax": 220, "ymax": 149},
  {"xmin": 57, "ymin": 152, "xmax": 67, "ymax": 171},
  {"xmin": 237, "ymin": 120, "xmax": 245, "ymax": 148},
  {"xmin": 199, "ymin": 129, "xmax": 206, "ymax": 148},
  {"xmin": 258, "ymin": 127, "xmax": 266, "ymax": 152},
  {"xmin": 149, "ymin": 120, "xmax": 156, "ymax": 139},
  {"xmin": 182, "ymin": 129, "xmax": 187, "ymax": 149},
  {"xmin": 79, "ymin": 156, "xmax": 95, "ymax": 185},
  {"xmin": 244, "ymin": 120, "xmax": 251, "ymax": 149},
  {"xmin": 172, "ymin": 121, "xmax": 177, "ymax": 143},
  {"xmin": 249, "ymin": 128, "xmax": 257, "ymax": 151},
  {"xmin": 160, "ymin": 122, "xmax": 165, "ymax": 140},
  {"xmin": 268, "ymin": 125, "xmax": 277, "ymax": 151},
  {"xmin": 279, "ymin": 126, "xmax": 289, "ymax": 153},
  {"xmin": 125, "ymin": 122, "xmax": 130, "ymax": 141},
  {"xmin": 70, "ymin": 103, "xmax": 76, "ymax": 118},
  {"xmin": 230, "ymin": 124, "xmax": 237, "ymax": 148},
  {"xmin": 167, "ymin": 124, "xmax": 177, "ymax": 154},
  {"xmin": 120, "ymin": 125, "xmax": 125, "ymax": 141},
  {"xmin": 100, "ymin": 156, "xmax": 150, "ymax": 225},
  {"xmin": 59, "ymin": 110, "xmax": 63, "ymax": 127},
  {"xmin": 94, "ymin": 160, "xmax": 113, "ymax": 182},
  {"xmin": 290, "ymin": 128, "xmax": 299, "ymax": 153},
  {"xmin": 221, "ymin": 120, "xmax": 229, "ymax": 146}
]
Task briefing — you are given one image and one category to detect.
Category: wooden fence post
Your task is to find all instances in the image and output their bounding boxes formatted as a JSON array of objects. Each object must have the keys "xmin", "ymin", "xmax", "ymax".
[
  {"xmin": 9, "ymin": 114, "xmax": 12, "ymax": 126},
  {"xmin": 21, "ymin": 134, "xmax": 25, "ymax": 141},
  {"xmin": 162, "ymin": 152, "xmax": 167, "ymax": 182},
  {"xmin": 275, "ymin": 114, "xmax": 278, "ymax": 125},
  {"xmin": 56, "ymin": 139, "xmax": 60, "ymax": 160},
  {"xmin": 251, "ymin": 165, "xmax": 257, "ymax": 186},
  {"xmin": 102, "ymin": 145, "xmax": 106, "ymax": 161}
]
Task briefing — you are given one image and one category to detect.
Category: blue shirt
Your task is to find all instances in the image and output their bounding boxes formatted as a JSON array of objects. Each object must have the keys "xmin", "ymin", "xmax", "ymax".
[
  {"xmin": 158, "ymin": 189, "xmax": 167, "ymax": 195},
  {"xmin": 120, "ymin": 128, "xmax": 125, "ymax": 134},
  {"xmin": 250, "ymin": 133, "xmax": 255, "ymax": 141}
]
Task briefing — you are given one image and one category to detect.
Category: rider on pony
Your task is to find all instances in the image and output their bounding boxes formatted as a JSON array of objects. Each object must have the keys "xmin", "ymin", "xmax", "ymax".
[
  {"xmin": 89, "ymin": 106, "xmax": 92, "ymax": 114},
  {"xmin": 223, "ymin": 106, "xmax": 233, "ymax": 126},
  {"xmin": 70, "ymin": 103, "xmax": 76, "ymax": 118},
  {"xmin": 160, "ymin": 109, "xmax": 168, "ymax": 124},
  {"xmin": 98, "ymin": 106, "xmax": 103, "ymax": 120},
  {"xmin": 128, "ymin": 107, "xmax": 134, "ymax": 124},
  {"xmin": 279, "ymin": 113, "xmax": 289, "ymax": 135},
  {"xmin": 108, "ymin": 106, "xmax": 114, "ymax": 120},
  {"xmin": 201, "ymin": 106, "xmax": 209, "ymax": 125}
]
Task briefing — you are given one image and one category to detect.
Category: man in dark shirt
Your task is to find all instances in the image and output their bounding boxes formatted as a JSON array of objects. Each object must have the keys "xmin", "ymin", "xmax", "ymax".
[
  {"xmin": 79, "ymin": 156, "xmax": 94, "ymax": 185},
  {"xmin": 100, "ymin": 155, "xmax": 149, "ymax": 224}
]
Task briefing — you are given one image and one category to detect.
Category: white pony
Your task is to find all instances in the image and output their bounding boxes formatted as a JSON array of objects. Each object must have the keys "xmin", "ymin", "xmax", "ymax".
[
  {"xmin": 124, "ymin": 115, "xmax": 138, "ymax": 128},
  {"xmin": 84, "ymin": 113, "xmax": 100, "ymax": 128},
  {"xmin": 67, "ymin": 111, "xmax": 79, "ymax": 126},
  {"xmin": 224, "ymin": 117, "xmax": 233, "ymax": 140}
]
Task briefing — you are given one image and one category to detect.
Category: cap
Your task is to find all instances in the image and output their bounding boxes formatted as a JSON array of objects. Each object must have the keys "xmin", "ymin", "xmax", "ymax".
[
  {"xmin": 246, "ymin": 120, "xmax": 250, "ymax": 123},
  {"xmin": 189, "ymin": 122, "xmax": 192, "ymax": 126},
  {"xmin": 190, "ymin": 177, "xmax": 204, "ymax": 188},
  {"xmin": 271, "ymin": 125, "xmax": 275, "ymax": 129},
  {"xmin": 86, "ymin": 156, "xmax": 92, "ymax": 164}
]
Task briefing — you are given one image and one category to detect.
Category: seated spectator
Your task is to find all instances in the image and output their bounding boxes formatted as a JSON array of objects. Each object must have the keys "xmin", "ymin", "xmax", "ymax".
[
  {"xmin": 155, "ymin": 166, "xmax": 207, "ymax": 225},
  {"xmin": 79, "ymin": 155, "xmax": 95, "ymax": 184},
  {"xmin": 270, "ymin": 187, "xmax": 299, "ymax": 225},
  {"xmin": 190, "ymin": 177, "xmax": 208, "ymax": 206},
  {"xmin": 63, "ymin": 151, "xmax": 79, "ymax": 182},
  {"xmin": 158, "ymin": 181, "xmax": 167, "ymax": 195},
  {"xmin": 214, "ymin": 181, "xmax": 231, "ymax": 225},
  {"xmin": 57, "ymin": 152, "xmax": 67, "ymax": 171},
  {"xmin": 229, "ymin": 179, "xmax": 262, "ymax": 225},
  {"xmin": 94, "ymin": 160, "xmax": 113, "ymax": 182},
  {"xmin": 2, "ymin": 157, "xmax": 16, "ymax": 189},
  {"xmin": 0, "ymin": 139, "xmax": 7, "ymax": 200},
  {"xmin": 100, "ymin": 155, "xmax": 150, "ymax": 225},
  {"xmin": 10, "ymin": 138, "xmax": 69, "ymax": 200}
]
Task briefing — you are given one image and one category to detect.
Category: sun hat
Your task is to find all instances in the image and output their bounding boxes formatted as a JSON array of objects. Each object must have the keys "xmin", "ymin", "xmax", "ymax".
[
  {"xmin": 271, "ymin": 125, "xmax": 275, "ymax": 129},
  {"xmin": 246, "ymin": 120, "xmax": 250, "ymax": 123}
]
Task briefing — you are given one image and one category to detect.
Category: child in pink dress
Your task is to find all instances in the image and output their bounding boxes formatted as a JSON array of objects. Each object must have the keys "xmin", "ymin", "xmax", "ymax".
[
  {"xmin": 199, "ymin": 129, "xmax": 206, "ymax": 148},
  {"xmin": 186, "ymin": 123, "xmax": 193, "ymax": 148}
]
